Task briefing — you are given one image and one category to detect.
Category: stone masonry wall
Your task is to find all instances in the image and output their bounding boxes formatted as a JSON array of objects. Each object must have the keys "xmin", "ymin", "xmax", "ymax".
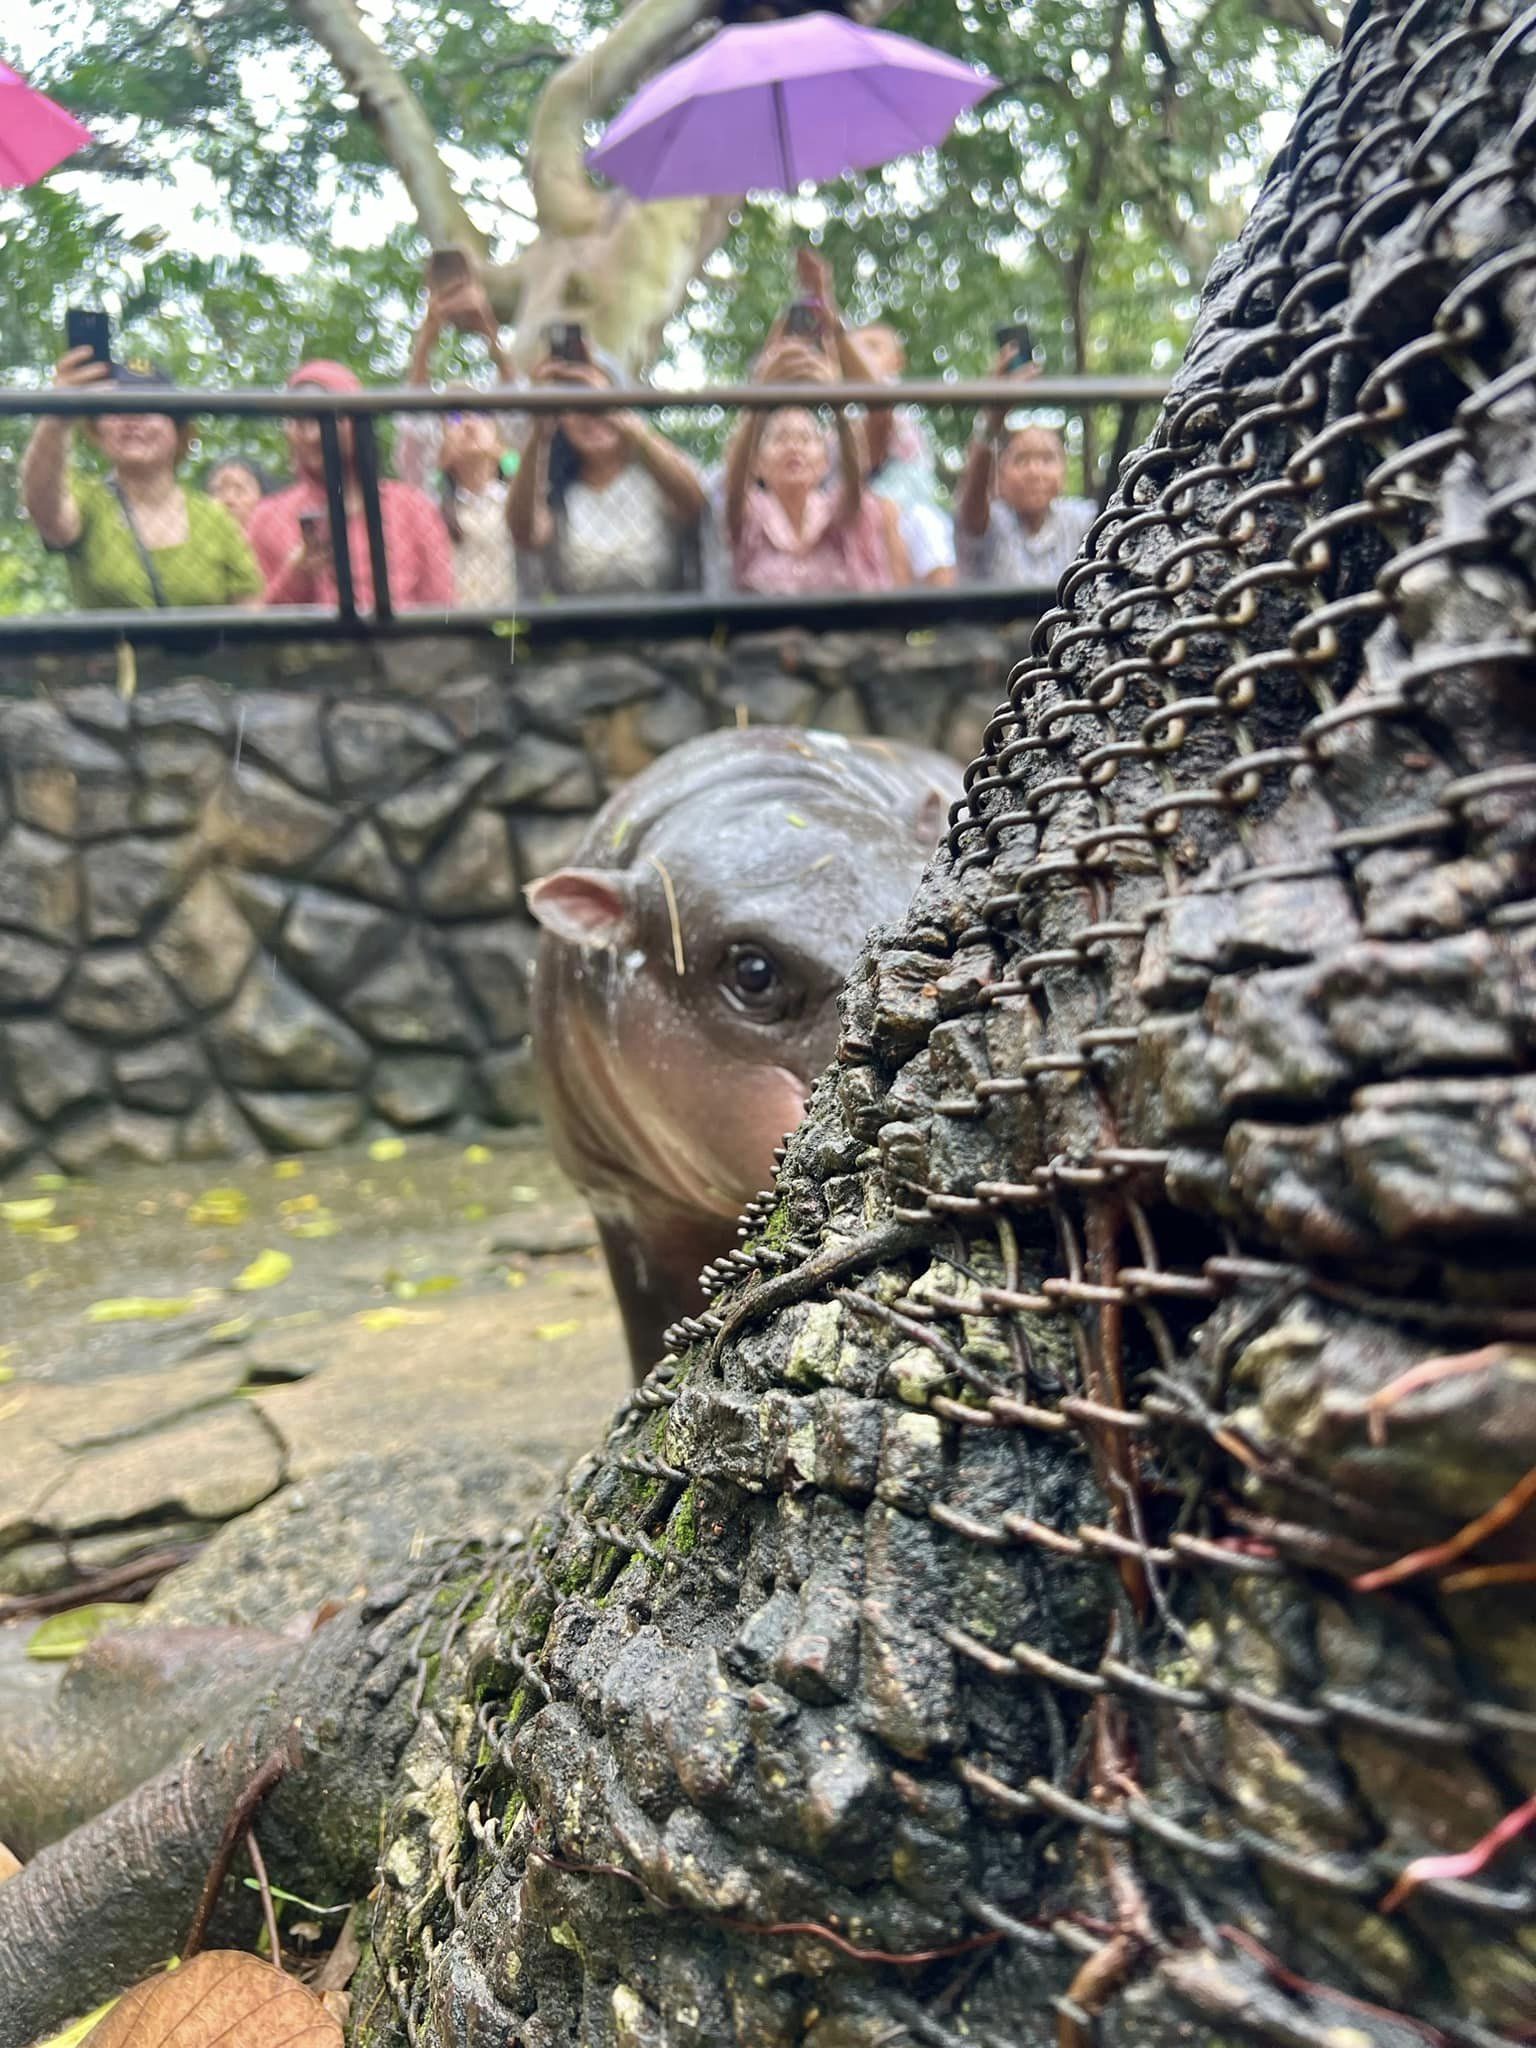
[{"xmin": 0, "ymin": 622, "xmax": 1029, "ymax": 1177}]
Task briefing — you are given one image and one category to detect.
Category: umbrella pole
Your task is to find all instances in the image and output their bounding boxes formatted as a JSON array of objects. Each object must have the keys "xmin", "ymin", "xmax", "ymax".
[{"xmin": 772, "ymin": 80, "xmax": 793, "ymax": 192}]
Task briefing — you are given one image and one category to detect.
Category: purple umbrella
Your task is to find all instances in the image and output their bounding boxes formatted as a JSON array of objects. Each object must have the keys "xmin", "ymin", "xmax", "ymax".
[
  {"xmin": 0, "ymin": 61, "xmax": 93, "ymax": 187},
  {"xmin": 587, "ymin": 11, "xmax": 996, "ymax": 200}
]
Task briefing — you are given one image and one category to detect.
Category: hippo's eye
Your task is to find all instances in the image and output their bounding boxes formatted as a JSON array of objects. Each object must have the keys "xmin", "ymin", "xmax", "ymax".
[{"xmin": 727, "ymin": 945, "xmax": 782, "ymax": 1007}]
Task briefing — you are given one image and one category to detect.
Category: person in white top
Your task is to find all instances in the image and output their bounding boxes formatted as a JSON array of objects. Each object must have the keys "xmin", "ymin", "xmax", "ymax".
[
  {"xmin": 507, "ymin": 345, "xmax": 707, "ymax": 598},
  {"xmin": 400, "ymin": 260, "xmax": 520, "ymax": 609},
  {"xmin": 956, "ymin": 346, "xmax": 1095, "ymax": 591}
]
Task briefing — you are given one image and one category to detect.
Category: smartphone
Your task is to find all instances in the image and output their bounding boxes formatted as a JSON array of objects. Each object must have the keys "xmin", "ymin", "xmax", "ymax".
[
  {"xmin": 65, "ymin": 308, "xmax": 112, "ymax": 370},
  {"xmin": 784, "ymin": 298, "xmax": 825, "ymax": 343},
  {"xmin": 298, "ymin": 510, "xmax": 325, "ymax": 545},
  {"xmin": 996, "ymin": 321, "xmax": 1035, "ymax": 370},
  {"xmin": 428, "ymin": 247, "xmax": 471, "ymax": 290},
  {"xmin": 546, "ymin": 322, "xmax": 588, "ymax": 364}
]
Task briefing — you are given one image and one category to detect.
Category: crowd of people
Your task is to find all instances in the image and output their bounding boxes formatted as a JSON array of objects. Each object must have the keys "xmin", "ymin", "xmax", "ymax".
[{"xmin": 22, "ymin": 252, "xmax": 1096, "ymax": 614}]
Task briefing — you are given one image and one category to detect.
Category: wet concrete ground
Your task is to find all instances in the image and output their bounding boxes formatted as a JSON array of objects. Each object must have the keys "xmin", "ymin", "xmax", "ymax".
[{"xmin": 0, "ymin": 1134, "xmax": 631, "ymax": 1627}]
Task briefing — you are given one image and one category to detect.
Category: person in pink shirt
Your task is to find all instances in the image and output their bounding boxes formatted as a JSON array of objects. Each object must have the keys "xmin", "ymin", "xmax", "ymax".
[
  {"xmin": 247, "ymin": 360, "xmax": 453, "ymax": 612},
  {"xmin": 726, "ymin": 339, "xmax": 897, "ymax": 596}
]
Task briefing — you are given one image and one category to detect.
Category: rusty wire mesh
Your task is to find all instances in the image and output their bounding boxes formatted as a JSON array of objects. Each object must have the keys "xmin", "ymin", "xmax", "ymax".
[{"xmin": 359, "ymin": 2, "xmax": 1536, "ymax": 2042}]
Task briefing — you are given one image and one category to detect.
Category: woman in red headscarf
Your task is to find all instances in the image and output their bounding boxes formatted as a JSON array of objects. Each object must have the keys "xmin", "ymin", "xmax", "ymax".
[{"xmin": 246, "ymin": 360, "xmax": 454, "ymax": 611}]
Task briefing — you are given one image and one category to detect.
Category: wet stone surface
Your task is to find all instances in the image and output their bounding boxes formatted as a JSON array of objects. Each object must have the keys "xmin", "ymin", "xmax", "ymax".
[{"xmin": 0, "ymin": 1133, "xmax": 627, "ymax": 1620}]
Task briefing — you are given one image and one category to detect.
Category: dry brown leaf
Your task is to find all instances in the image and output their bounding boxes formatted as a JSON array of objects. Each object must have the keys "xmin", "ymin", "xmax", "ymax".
[
  {"xmin": 87, "ymin": 1951, "xmax": 341, "ymax": 2048},
  {"xmin": 0, "ymin": 1837, "xmax": 21, "ymax": 1882}
]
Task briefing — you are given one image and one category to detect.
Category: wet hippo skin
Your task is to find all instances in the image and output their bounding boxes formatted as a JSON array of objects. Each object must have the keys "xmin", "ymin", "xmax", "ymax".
[{"xmin": 527, "ymin": 728, "xmax": 963, "ymax": 1378}]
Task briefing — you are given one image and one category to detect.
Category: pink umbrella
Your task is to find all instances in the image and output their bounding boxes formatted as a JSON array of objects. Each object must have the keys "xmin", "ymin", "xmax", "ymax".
[
  {"xmin": 587, "ymin": 11, "xmax": 995, "ymax": 200},
  {"xmin": 0, "ymin": 62, "xmax": 93, "ymax": 187}
]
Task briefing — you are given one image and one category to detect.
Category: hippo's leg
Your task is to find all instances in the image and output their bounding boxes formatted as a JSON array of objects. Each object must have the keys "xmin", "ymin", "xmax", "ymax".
[{"xmin": 593, "ymin": 1210, "xmax": 724, "ymax": 1383}]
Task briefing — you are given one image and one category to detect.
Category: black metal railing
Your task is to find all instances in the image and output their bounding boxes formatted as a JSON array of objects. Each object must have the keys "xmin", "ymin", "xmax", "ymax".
[{"xmin": 0, "ymin": 375, "xmax": 1168, "ymax": 647}]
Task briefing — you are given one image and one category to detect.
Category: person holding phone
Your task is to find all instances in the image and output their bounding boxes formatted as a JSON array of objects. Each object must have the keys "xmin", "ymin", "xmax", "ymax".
[
  {"xmin": 725, "ymin": 337, "xmax": 897, "ymax": 596},
  {"xmin": 956, "ymin": 342, "xmax": 1094, "ymax": 590},
  {"xmin": 400, "ymin": 251, "xmax": 521, "ymax": 607},
  {"xmin": 246, "ymin": 358, "xmax": 453, "ymax": 612},
  {"xmin": 507, "ymin": 343, "xmax": 706, "ymax": 597},
  {"xmin": 21, "ymin": 336, "xmax": 261, "ymax": 611}
]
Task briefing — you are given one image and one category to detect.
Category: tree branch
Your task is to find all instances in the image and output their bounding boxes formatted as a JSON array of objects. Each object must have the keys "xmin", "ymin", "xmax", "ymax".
[
  {"xmin": 529, "ymin": 0, "xmax": 717, "ymax": 238},
  {"xmin": 1247, "ymin": 0, "xmax": 1341, "ymax": 42},
  {"xmin": 285, "ymin": 0, "xmax": 486, "ymax": 255}
]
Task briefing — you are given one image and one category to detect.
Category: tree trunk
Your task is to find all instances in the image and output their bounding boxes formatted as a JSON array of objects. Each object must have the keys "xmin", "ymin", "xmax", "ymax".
[{"xmin": 6, "ymin": 3, "xmax": 1535, "ymax": 2041}]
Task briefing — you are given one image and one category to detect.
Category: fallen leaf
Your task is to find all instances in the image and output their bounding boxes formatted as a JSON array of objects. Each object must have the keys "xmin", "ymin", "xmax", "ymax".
[
  {"xmin": 188, "ymin": 1187, "xmax": 250, "ymax": 1227},
  {"xmin": 0, "ymin": 1366, "xmax": 14, "ymax": 1385},
  {"xmin": 29, "ymin": 1995, "xmax": 121, "ymax": 2048},
  {"xmin": 286, "ymin": 1217, "xmax": 338, "ymax": 1239},
  {"xmin": 504, "ymin": 1269, "xmax": 527, "ymax": 1290},
  {"xmin": 85, "ymin": 1950, "xmax": 341, "ymax": 2048},
  {"xmin": 279, "ymin": 1193, "xmax": 320, "ymax": 1215},
  {"xmin": 355, "ymin": 1306, "xmax": 443, "ymax": 1333},
  {"xmin": 368, "ymin": 1137, "xmax": 406, "ymax": 1162},
  {"xmin": 32, "ymin": 1223, "xmax": 81, "ymax": 1242},
  {"xmin": 27, "ymin": 1603, "xmax": 140, "ymax": 1662},
  {"xmin": 1, "ymin": 1196, "xmax": 54, "ymax": 1223},
  {"xmin": 272, "ymin": 1160, "xmax": 305, "ymax": 1179},
  {"xmin": 784, "ymin": 810, "xmax": 808, "ymax": 828},
  {"xmin": 462, "ymin": 1202, "xmax": 487, "ymax": 1222},
  {"xmin": 85, "ymin": 1295, "xmax": 198, "ymax": 1323},
  {"xmin": 535, "ymin": 1319, "xmax": 581, "ymax": 1341},
  {"xmin": 232, "ymin": 1249, "xmax": 293, "ymax": 1293},
  {"xmin": 462, "ymin": 1144, "xmax": 492, "ymax": 1165},
  {"xmin": 0, "ymin": 1837, "xmax": 20, "ymax": 1882},
  {"xmin": 507, "ymin": 1185, "xmax": 540, "ymax": 1203},
  {"xmin": 32, "ymin": 1172, "xmax": 70, "ymax": 1191},
  {"xmin": 389, "ymin": 1274, "xmax": 459, "ymax": 1301}
]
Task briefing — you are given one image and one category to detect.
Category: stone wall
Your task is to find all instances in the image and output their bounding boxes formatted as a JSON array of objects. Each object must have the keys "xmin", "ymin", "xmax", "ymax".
[{"xmin": 0, "ymin": 621, "xmax": 1029, "ymax": 1176}]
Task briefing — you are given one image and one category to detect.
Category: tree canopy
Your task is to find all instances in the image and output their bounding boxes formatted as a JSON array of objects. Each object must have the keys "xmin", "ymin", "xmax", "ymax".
[{"xmin": 1, "ymin": 0, "xmax": 1335, "ymax": 607}]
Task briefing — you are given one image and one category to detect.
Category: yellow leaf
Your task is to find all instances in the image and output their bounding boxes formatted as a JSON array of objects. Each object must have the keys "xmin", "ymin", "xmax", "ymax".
[
  {"xmin": 35, "ymin": 1223, "xmax": 80, "ymax": 1243},
  {"xmin": 1, "ymin": 1197, "xmax": 54, "ymax": 1223},
  {"xmin": 461, "ymin": 1203, "xmax": 487, "ymax": 1222},
  {"xmin": 508, "ymin": 1185, "xmax": 540, "ymax": 1203},
  {"xmin": 188, "ymin": 1187, "xmax": 249, "ymax": 1227},
  {"xmin": 32, "ymin": 1173, "xmax": 70, "ymax": 1191},
  {"xmin": 368, "ymin": 1137, "xmax": 407, "ymax": 1162},
  {"xmin": 207, "ymin": 1317, "xmax": 253, "ymax": 1344},
  {"xmin": 85, "ymin": 1295, "xmax": 197, "ymax": 1323},
  {"xmin": 784, "ymin": 811, "xmax": 808, "ymax": 828},
  {"xmin": 0, "ymin": 1366, "xmax": 13, "ymax": 1385},
  {"xmin": 287, "ymin": 1216, "xmax": 338, "ymax": 1239},
  {"xmin": 27, "ymin": 1603, "xmax": 140, "ymax": 1662},
  {"xmin": 27, "ymin": 1994, "xmax": 121, "ymax": 2048},
  {"xmin": 232, "ymin": 1248, "xmax": 293, "ymax": 1292},
  {"xmin": 356, "ymin": 1306, "xmax": 443, "ymax": 1333},
  {"xmin": 390, "ymin": 1274, "xmax": 459, "ymax": 1300},
  {"xmin": 504, "ymin": 1269, "xmax": 527, "ymax": 1289},
  {"xmin": 462, "ymin": 1144, "xmax": 492, "ymax": 1165},
  {"xmin": 272, "ymin": 1159, "xmax": 304, "ymax": 1179},
  {"xmin": 535, "ymin": 1319, "xmax": 581, "ymax": 1341},
  {"xmin": 279, "ymin": 1193, "xmax": 320, "ymax": 1214}
]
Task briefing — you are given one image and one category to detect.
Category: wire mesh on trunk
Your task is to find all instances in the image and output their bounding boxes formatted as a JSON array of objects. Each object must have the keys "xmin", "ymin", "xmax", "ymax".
[{"xmin": 358, "ymin": 3, "xmax": 1536, "ymax": 2041}]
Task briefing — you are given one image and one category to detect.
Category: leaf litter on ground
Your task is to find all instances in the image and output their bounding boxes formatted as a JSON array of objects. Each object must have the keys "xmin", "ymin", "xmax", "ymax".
[{"xmin": 73, "ymin": 1951, "xmax": 341, "ymax": 2048}]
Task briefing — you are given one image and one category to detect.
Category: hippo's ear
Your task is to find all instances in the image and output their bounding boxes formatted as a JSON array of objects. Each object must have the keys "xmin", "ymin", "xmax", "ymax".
[
  {"xmin": 525, "ymin": 869, "xmax": 639, "ymax": 950},
  {"xmin": 913, "ymin": 782, "xmax": 952, "ymax": 851}
]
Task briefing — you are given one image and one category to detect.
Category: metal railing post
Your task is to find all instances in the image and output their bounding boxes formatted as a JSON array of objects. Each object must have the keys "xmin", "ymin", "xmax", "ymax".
[
  {"xmin": 317, "ymin": 415, "xmax": 357, "ymax": 623},
  {"xmin": 351, "ymin": 415, "xmax": 393, "ymax": 622}
]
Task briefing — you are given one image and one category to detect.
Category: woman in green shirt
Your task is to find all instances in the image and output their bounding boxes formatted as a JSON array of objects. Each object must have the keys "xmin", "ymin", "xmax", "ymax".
[{"xmin": 22, "ymin": 349, "xmax": 262, "ymax": 610}]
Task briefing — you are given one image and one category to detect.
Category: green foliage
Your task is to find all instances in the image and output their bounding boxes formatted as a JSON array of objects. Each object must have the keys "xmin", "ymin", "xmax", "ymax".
[{"xmin": 1, "ymin": 0, "xmax": 1332, "ymax": 605}]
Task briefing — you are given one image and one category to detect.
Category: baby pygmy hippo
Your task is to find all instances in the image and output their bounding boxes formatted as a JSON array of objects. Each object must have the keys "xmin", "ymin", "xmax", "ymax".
[{"xmin": 527, "ymin": 726, "xmax": 962, "ymax": 1379}]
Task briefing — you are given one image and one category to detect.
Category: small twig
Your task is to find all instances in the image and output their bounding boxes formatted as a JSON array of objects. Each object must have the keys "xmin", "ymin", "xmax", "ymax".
[
  {"xmin": 1364, "ymin": 1342, "xmax": 1509, "ymax": 1445},
  {"xmin": 529, "ymin": 1852, "xmax": 1002, "ymax": 1966},
  {"xmin": 246, "ymin": 1830, "xmax": 282, "ymax": 1973},
  {"xmin": 1217, "ymin": 1924, "xmax": 1447, "ymax": 2043},
  {"xmin": 1352, "ymin": 1461, "xmax": 1536, "ymax": 1594},
  {"xmin": 1378, "ymin": 1790, "xmax": 1536, "ymax": 1915},
  {"xmin": 646, "ymin": 855, "xmax": 686, "ymax": 976},
  {"xmin": 182, "ymin": 1729, "xmax": 301, "ymax": 1962},
  {"xmin": 0, "ymin": 1544, "xmax": 199, "ymax": 1623}
]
